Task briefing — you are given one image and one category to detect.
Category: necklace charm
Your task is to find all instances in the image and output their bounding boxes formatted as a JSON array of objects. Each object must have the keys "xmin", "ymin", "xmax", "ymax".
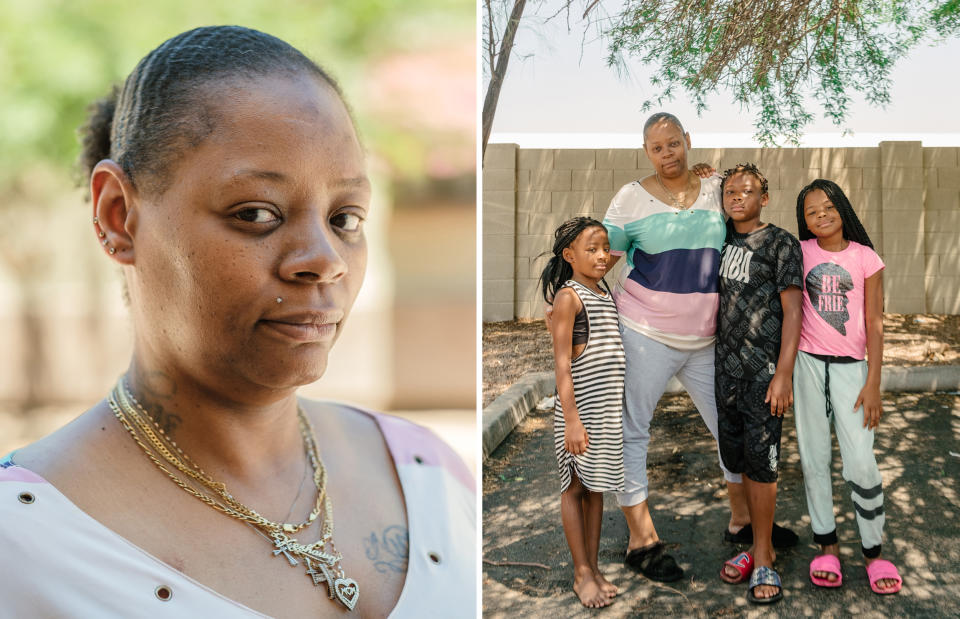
[
  {"xmin": 656, "ymin": 172, "xmax": 694, "ymax": 210},
  {"xmin": 303, "ymin": 555, "xmax": 360, "ymax": 610},
  {"xmin": 334, "ymin": 577, "xmax": 360, "ymax": 611},
  {"xmin": 108, "ymin": 379, "xmax": 359, "ymax": 612},
  {"xmin": 272, "ymin": 537, "xmax": 300, "ymax": 566}
]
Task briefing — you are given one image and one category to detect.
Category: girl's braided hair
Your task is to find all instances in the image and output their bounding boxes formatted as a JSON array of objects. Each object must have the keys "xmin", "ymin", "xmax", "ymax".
[
  {"xmin": 796, "ymin": 179, "xmax": 875, "ymax": 249},
  {"xmin": 539, "ymin": 216, "xmax": 607, "ymax": 303},
  {"xmin": 78, "ymin": 25, "xmax": 346, "ymax": 196}
]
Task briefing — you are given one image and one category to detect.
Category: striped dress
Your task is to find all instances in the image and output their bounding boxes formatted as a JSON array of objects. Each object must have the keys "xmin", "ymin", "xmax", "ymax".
[{"xmin": 554, "ymin": 280, "xmax": 626, "ymax": 493}]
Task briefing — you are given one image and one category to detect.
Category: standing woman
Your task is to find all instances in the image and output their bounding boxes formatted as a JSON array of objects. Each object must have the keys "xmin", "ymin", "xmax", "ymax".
[
  {"xmin": 601, "ymin": 113, "xmax": 795, "ymax": 581},
  {"xmin": 0, "ymin": 27, "xmax": 474, "ymax": 617}
]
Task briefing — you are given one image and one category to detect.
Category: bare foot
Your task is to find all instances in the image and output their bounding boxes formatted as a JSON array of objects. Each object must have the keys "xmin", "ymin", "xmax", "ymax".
[
  {"xmin": 813, "ymin": 543, "xmax": 841, "ymax": 584},
  {"xmin": 721, "ymin": 549, "xmax": 753, "ymax": 583},
  {"xmin": 573, "ymin": 572, "xmax": 609, "ymax": 608},
  {"xmin": 865, "ymin": 556, "xmax": 899, "ymax": 592},
  {"xmin": 593, "ymin": 570, "xmax": 618, "ymax": 598},
  {"xmin": 721, "ymin": 562, "xmax": 742, "ymax": 581}
]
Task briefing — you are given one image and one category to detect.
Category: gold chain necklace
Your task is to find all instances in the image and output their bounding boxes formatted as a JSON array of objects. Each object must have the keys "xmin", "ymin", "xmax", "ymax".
[
  {"xmin": 108, "ymin": 379, "xmax": 359, "ymax": 611},
  {"xmin": 655, "ymin": 171, "xmax": 695, "ymax": 210}
]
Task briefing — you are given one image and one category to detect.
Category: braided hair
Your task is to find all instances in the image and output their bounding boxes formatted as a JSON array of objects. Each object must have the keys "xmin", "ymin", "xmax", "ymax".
[
  {"xmin": 796, "ymin": 179, "xmax": 874, "ymax": 249},
  {"xmin": 721, "ymin": 162, "xmax": 768, "ymax": 194},
  {"xmin": 78, "ymin": 26, "xmax": 347, "ymax": 196},
  {"xmin": 539, "ymin": 216, "xmax": 607, "ymax": 304}
]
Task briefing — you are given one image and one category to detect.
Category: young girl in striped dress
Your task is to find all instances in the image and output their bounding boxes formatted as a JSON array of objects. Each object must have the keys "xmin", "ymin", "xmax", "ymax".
[{"xmin": 540, "ymin": 217, "xmax": 626, "ymax": 609}]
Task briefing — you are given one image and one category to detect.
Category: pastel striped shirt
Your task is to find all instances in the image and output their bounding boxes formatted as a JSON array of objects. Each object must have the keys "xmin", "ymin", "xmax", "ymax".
[
  {"xmin": 0, "ymin": 409, "xmax": 475, "ymax": 618},
  {"xmin": 603, "ymin": 175, "xmax": 725, "ymax": 350}
]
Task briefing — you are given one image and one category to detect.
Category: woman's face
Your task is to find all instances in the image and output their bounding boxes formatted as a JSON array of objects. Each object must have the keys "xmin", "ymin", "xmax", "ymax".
[
  {"xmin": 126, "ymin": 73, "xmax": 369, "ymax": 396},
  {"xmin": 643, "ymin": 120, "xmax": 690, "ymax": 179}
]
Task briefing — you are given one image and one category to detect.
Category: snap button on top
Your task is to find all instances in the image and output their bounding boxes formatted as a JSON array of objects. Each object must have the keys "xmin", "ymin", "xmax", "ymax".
[
  {"xmin": 428, "ymin": 551, "xmax": 442, "ymax": 564},
  {"xmin": 155, "ymin": 585, "xmax": 173, "ymax": 601},
  {"xmin": 413, "ymin": 455, "xmax": 424, "ymax": 464},
  {"xmin": 17, "ymin": 492, "xmax": 35, "ymax": 504}
]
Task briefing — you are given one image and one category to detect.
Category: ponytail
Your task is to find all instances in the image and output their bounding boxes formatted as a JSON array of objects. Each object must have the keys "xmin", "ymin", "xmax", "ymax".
[{"xmin": 77, "ymin": 86, "xmax": 118, "ymax": 196}]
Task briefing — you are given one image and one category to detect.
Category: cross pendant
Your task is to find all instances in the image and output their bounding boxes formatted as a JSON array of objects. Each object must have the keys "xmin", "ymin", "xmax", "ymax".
[{"xmin": 272, "ymin": 539, "xmax": 299, "ymax": 566}]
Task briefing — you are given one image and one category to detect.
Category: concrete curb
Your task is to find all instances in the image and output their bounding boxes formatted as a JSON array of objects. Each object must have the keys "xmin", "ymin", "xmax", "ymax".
[
  {"xmin": 482, "ymin": 372, "xmax": 554, "ymax": 460},
  {"xmin": 482, "ymin": 365, "xmax": 960, "ymax": 460}
]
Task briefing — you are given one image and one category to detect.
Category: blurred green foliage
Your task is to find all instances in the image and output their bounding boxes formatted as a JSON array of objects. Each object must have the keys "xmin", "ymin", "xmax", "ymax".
[{"xmin": 0, "ymin": 0, "xmax": 472, "ymax": 195}]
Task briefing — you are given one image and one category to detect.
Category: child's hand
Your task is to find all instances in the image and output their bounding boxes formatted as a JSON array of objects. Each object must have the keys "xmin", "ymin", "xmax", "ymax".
[
  {"xmin": 691, "ymin": 163, "xmax": 716, "ymax": 178},
  {"xmin": 765, "ymin": 372, "xmax": 793, "ymax": 417},
  {"xmin": 564, "ymin": 420, "xmax": 589, "ymax": 455},
  {"xmin": 855, "ymin": 384, "xmax": 883, "ymax": 429}
]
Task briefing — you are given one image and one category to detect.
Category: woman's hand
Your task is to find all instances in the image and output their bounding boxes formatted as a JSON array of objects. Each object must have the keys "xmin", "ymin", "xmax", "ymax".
[
  {"xmin": 856, "ymin": 383, "xmax": 883, "ymax": 430},
  {"xmin": 765, "ymin": 372, "xmax": 792, "ymax": 417},
  {"xmin": 565, "ymin": 419, "xmax": 589, "ymax": 455},
  {"xmin": 691, "ymin": 163, "xmax": 716, "ymax": 178}
]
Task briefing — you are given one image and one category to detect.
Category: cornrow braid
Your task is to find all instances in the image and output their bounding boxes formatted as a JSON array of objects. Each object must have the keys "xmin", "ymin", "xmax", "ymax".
[
  {"xmin": 539, "ymin": 216, "xmax": 607, "ymax": 304},
  {"xmin": 796, "ymin": 179, "xmax": 875, "ymax": 249},
  {"xmin": 78, "ymin": 26, "xmax": 347, "ymax": 195},
  {"xmin": 721, "ymin": 162, "xmax": 768, "ymax": 194}
]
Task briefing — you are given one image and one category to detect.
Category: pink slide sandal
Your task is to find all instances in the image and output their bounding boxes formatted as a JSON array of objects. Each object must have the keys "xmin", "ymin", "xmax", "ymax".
[
  {"xmin": 809, "ymin": 554, "xmax": 843, "ymax": 587},
  {"xmin": 866, "ymin": 559, "xmax": 902, "ymax": 594}
]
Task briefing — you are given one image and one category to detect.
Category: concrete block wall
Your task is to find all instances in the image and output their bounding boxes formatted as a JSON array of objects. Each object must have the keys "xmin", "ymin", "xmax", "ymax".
[
  {"xmin": 924, "ymin": 146, "xmax": 960, "ymax": 313},
  {"xmin": 483, "ymin": 142, "xmax": 960, "ymax": 320},
  {"xmin": 482, "ymin": 144, "xmax": 518, "ymax": 321}
]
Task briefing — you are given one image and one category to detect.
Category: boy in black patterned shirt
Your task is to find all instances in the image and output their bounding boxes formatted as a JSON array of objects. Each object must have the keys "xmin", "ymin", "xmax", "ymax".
[{"xmin": 715, "ymin": 164, "xmax": 803, "ymax": 605}]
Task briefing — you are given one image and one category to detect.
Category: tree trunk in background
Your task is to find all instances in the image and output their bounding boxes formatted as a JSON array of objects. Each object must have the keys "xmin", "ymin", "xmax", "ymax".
[{"xmin": 482, "ymin": 0, "xmax": 526, "ymax": 158}]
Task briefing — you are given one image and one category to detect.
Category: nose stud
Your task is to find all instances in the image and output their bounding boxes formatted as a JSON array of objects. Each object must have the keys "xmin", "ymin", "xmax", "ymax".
[{"xmin": 276, "ymin": 297, "xmax": 283, "ymax": 304}]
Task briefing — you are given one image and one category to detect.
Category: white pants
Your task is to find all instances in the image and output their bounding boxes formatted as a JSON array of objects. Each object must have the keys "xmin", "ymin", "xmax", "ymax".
[
  {"xmin": 617, "ymin": 327, "xmax": 741, "ymax": 507},
  {"xmin": 793, "ymin": 351, "xmax": 885, "ymax": 552}
]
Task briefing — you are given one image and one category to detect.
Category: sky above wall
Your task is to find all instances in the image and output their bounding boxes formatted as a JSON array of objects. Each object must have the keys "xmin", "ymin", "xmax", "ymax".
[{"xmin": 489, "ymin": 6, "xmax": 960, "ymax": 148}]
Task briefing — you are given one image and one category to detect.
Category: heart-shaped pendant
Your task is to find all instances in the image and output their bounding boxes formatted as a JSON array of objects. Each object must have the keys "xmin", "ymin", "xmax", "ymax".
[{"xmin": 334, "ymin": 577, "xmax": 359, "ymax": 611}]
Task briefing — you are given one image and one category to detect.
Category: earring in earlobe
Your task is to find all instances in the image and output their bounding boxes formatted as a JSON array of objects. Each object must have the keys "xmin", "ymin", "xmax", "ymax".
[
  {"xmin": 276, "ymin": 297, "xmax": 283, "ymax": 304},
  {"xmin": 109, "ymin": 247, "xmax": 116, "ymax": 255}
]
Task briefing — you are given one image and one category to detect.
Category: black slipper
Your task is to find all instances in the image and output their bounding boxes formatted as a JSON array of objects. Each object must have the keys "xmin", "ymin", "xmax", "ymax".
[
  {"xmin": 723, "ymin": 523, "xmax": 798, "ymax": 548},
  {"xmin": 624, "ymin": 542, "xmax": 684, "ymax": 582}
]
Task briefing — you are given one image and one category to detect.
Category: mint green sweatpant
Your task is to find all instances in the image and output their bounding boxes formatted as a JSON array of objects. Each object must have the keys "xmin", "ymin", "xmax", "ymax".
[{"xmin": 793, "ymin": 351, "xmax": 884, "ymax": 552}]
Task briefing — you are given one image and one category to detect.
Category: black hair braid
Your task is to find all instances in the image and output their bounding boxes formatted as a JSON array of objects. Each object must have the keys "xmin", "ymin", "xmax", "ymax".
[
  {"xmin": 538, "ymin": 216, "xmax": 606, "ymax": 304},
  {"xmin": 796, "ymin": 179, "xmax": 875, "ymax": 249},
  {"xmin": 78, "ymin": 25, "xmax": 346, "ymax": 194},
  {"xmin": 721, "ymin": 162, "xmax": 768, "ymax": 194}
]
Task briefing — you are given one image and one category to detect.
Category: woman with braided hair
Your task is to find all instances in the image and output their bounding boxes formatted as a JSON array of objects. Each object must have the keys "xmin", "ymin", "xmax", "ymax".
[{"xmin": 0, "ymin": 26, "xmax": 474, "ymax": 617}]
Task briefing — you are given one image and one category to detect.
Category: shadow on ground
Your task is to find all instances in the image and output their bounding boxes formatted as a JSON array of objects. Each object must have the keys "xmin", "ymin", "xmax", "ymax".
[{"xmin": 482, "ymin": 391, "xmax": 960, "ymax": 618}]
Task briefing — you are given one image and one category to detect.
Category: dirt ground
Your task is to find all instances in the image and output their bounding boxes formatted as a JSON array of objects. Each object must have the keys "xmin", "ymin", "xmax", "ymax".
[
  {"xmin": 482, "ymin": 390, "xmax": 960, "ymax": 617},
  {"xmin": 483, "ymin": 314, "xmax": 960, "ymax": 407}
]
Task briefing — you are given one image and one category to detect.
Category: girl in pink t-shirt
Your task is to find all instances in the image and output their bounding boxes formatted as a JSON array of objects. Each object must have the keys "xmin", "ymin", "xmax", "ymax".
[{"xmin": 793, "ymin": 179, "xmax": 902, "ymax": 595}]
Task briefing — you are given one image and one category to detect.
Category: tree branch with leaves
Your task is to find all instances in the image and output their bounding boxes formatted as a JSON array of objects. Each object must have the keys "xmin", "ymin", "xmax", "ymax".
[{"xmin": 604, "ymin": 0, "xmax": 960, "ymax": 145}]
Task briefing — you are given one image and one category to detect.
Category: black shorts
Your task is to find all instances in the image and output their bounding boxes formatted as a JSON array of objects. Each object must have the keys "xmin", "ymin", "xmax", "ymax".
[{"xmin": 716, "ymin": 373, "xmax": 783, "ymax": 483}]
